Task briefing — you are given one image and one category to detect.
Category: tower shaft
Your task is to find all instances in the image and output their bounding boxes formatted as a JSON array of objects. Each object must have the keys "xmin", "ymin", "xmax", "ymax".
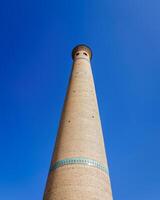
[{"xmin": 43, "ymin": 45, "xmax": 113, "ymax": 200}]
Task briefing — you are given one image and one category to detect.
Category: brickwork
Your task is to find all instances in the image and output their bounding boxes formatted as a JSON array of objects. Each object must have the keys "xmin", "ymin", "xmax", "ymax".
[{"xmin": 43, "ymin": 45, "xmax": 113, "ymax": 200}]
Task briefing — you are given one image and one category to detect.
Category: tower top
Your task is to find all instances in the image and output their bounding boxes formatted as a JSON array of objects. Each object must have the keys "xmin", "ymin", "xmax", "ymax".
[{"xmin": 72, "ymin": 44, "xmax": 92, "ymax": 60}]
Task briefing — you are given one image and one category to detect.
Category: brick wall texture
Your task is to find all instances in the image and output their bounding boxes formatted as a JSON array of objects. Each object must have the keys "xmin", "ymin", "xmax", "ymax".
[{"xmin": 43, "ymin": 45, "xmax": 113, "ymax": 200}]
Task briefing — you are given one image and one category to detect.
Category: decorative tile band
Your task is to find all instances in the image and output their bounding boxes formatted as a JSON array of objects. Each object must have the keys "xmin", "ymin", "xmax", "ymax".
[
  {"xmin": 74, "ymin": 57, "xmax": 90, "ymax": 63},
  {"xmin": 50, "ymin": 157, "xmax": 109, "ymax": 174}
]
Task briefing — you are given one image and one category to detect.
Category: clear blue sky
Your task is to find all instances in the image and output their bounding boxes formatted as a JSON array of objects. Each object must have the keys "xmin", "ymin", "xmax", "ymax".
[{"xmin": 0, "ymin": 0, "xmax": 160, "ymax": 199}]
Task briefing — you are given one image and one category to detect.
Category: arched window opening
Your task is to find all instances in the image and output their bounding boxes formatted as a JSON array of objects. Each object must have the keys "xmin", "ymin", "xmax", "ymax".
[
  {"xmin": 83, "ymin": 52, "xmax": 88, "ymax": 56},
  {"xmin": 76, "ymin": 52, "xmax": 79, "ymax": 56}
]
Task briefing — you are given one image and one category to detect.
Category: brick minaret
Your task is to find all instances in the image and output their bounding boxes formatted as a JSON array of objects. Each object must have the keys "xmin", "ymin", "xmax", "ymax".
[{"xmin": 43, "ymin": 45, "xmax": 113, "ymax": 200}]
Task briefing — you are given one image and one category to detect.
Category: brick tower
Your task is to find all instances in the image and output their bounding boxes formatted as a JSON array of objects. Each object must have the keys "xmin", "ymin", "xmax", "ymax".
[{"xmin": 43, "ymin": 45, "xmax": 113, "ymax": 200}]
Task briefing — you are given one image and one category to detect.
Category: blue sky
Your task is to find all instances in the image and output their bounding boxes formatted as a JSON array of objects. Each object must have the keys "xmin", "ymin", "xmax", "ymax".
[{"xmin": 0, "ymin": 0, "xmax": 160, "ymax": 199}]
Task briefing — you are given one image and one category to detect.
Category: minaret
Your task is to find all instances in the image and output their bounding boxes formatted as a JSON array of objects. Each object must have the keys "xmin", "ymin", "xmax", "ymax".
[{"xmin": 43, "ymin": 45, "xmax": 113, "ymax": 200}]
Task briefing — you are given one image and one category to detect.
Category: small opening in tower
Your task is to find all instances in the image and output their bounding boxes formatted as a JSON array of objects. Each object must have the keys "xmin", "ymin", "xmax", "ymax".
[
  {"xmin": 83, "ymin": 52, "xmax": 88, "ymax": 56},
  {"xmin": 92, "ymin": 115, "xmax": 94, "ymax": 118},
  {"xmin": 68, "ymin": 120, "xmax": 71, "ymax": 123},
  {"xmin": 76, "ymin": 52, "xmax": 79, "ymax": 56}
]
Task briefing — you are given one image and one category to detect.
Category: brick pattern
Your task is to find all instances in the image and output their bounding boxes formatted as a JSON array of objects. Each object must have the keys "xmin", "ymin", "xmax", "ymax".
[
  {"xmin": 43, "ymin": 46, "xmax": 113, "ymax": 200},
  {"xmin": 44, "ymin": 166, "xmax": 112, "ymax": 200}
]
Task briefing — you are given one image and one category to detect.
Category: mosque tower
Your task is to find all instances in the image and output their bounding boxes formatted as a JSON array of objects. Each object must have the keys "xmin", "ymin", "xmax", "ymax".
[{"xmin": 43, "ymin": 44, "xmax": 113, "ymax": 200}]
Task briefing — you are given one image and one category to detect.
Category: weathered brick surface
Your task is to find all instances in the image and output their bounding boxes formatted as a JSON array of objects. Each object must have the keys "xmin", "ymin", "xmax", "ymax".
[{"xmin": 43, "ymin": 45, "xmax": 113, "ymax": 200}]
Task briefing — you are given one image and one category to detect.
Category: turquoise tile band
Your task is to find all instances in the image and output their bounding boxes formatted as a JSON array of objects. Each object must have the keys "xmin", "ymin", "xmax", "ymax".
[{"xmin": 50, "ymin": 157, "xmax": 108, "ymax": 174}]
